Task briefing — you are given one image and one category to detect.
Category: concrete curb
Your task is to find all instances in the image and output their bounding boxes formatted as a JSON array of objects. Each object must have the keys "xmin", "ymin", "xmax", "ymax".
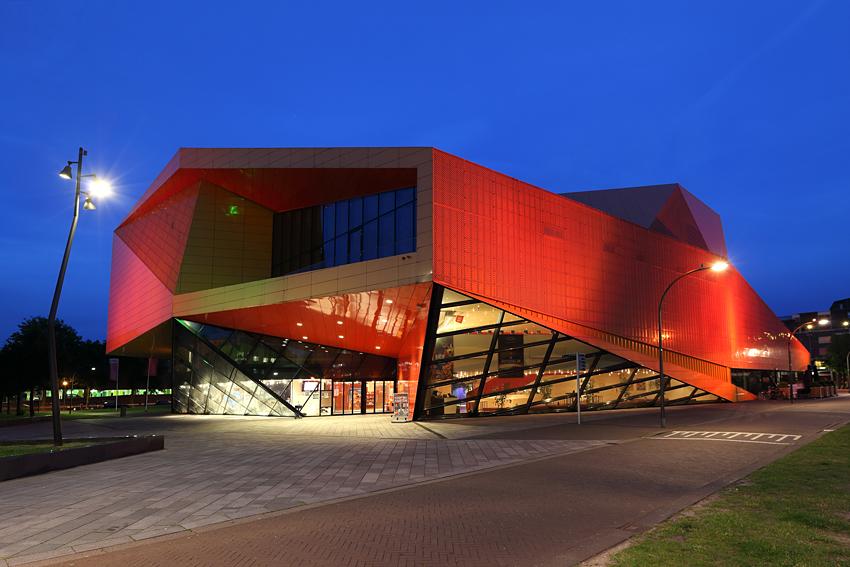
[{"xmin": 0, "ymin": 436, "xmax": 164, "ymax": 482}]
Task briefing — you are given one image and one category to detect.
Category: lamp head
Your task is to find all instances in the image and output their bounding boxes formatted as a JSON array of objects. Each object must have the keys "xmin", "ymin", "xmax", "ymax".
[
  {"xmin": 58, "ymin": 163, "xmax": 73, "ymax": 180},
  {"xmin": 806, "ymin": 324, "xmax": 814, "ymax": 330},
  {"xmin": 817, "ymin": 318, "xmax": 830, "ymax": 326},
  {"xmin": 87, "ymin": 177, "xmax": 112, "ymax": 199},
  {"xmin": 83, "ymin": 197, "xmax": 96, "ymax": 211},
  {"xmin": 709, "ymin": 261, "xmax": 729, "ymax": 272}
]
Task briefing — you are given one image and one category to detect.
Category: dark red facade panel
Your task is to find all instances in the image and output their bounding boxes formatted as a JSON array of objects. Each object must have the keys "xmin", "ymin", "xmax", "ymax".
[
  {"xmin": 106, "ymin": 236, "xmax": 173, "ymax": 353},
  {"xmin": 430, "ymin": 150, "xmax": 808, "ymax": 389}
]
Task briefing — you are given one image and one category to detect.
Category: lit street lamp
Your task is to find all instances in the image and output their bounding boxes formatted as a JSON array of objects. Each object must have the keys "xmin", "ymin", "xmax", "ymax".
[
  {"xmin": 48, "ymin": 148, "xmax": 111, "ymax": 446},
  {"xmin": 786, "ymin": 318, "xmax": 829, "ymax": 403},
  {"xmin": 657, "ymin": 261, "xmax": 729, "ymax": 428}
]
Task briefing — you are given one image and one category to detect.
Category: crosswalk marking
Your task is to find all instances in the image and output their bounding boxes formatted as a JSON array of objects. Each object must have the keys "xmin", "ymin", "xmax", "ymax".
[{"xmin": 649, "ymin": 431, "xmax": 802, "ymax": 445}]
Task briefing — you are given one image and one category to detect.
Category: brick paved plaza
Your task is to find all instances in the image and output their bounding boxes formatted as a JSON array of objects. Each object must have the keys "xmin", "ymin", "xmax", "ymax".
[
  {"xmin": 0, "ymin": 398, "xmax": 848, "ymax": 566},
  {"xmin": 0, "ymin": 413, "xmax": 606, "ymax": 565}
]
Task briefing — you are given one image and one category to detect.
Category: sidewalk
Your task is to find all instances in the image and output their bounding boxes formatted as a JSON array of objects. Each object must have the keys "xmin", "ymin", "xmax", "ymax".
[{"xmin": 2, "ymin": 397, "xmax": 849, "ymax": 566}]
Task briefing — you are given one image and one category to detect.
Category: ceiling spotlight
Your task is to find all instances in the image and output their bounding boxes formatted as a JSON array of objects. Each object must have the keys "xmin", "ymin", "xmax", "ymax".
[
  {"xmin": 336, "ymin": 320, "xmax": 343, "ymax": 325},
  {"xmin": 385, "ymin": 299, "xmax": 393, "ymax": 304},
  {"xmin": 296, "ymin": 322, "xmax": 303, "ymax": 327},
  {"xmin": 302, "ymin": 335, "xmax": 308, "ymax": 340},
  {"xmin": 710, "ymin": 261, "xmax": 729, "ymax": 272},
  {"xmin": 58, "ymin": 163, "xmax": 73, "ymax": 179},
  {"xmin": 338, "ymin": 335, "xmax": 344, "ymax": 339},
  {"xmin": 375, "ymin": 346, "xmax": 381, "ymax": 350}
]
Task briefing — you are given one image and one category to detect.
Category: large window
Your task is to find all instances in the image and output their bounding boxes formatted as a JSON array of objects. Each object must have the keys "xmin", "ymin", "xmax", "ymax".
[
  {"xmin": 416, "ymin": 286, "xmax": 719, "ymax": 419},
  {"xmin": 173, "ymin": 320, "xmax": 397, "ymax": 417},
  {"xmin": 272, "ymin": 187, "xmax": 416, "ymax": 277}
]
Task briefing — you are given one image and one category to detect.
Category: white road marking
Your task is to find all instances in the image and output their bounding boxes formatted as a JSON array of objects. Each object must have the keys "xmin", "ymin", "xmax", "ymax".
[{"xmin": 648, "ymin": 431, "xmax": 802, "ymax": 445}]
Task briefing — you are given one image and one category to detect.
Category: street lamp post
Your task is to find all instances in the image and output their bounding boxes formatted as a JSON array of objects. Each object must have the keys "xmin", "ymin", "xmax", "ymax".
[
  {"xmin": 657, "ymin": 261, "xmax": 729, "ymax": 428},
  {"xmin": 48, "ymin": 148, "xmax": 110, "ymax": 446},
  {"xmin": 786, "ymin": 318, "xmax": 829, "ymax": 403},
  {"xmin": 843, "ymin": 321, "xmax": 850, "ymax": 389}
]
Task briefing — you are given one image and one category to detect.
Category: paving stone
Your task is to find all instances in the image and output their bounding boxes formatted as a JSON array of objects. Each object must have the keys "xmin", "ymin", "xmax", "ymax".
[{"xmin": 0, "ymin": 413, "xmax": 603, "ymax": 561}]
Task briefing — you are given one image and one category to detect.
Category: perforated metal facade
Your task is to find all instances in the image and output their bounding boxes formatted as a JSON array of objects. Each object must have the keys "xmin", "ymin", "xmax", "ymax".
[{"xmin": 106, "ymin": 147, "xmax": 807, "ymax": 419}]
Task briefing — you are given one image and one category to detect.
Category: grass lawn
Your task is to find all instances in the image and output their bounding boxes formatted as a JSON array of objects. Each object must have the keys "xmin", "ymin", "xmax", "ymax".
[
  {"xmin": 0, "ymin": 405, "xmax": 171, "ymax": 422},
  {"xmin": 0, "ymin": 441, "xmax": 103, "ymax": 458},
  {"xmin": 611, "ymin": 425, "xmax": 850, "ymax": 567}
]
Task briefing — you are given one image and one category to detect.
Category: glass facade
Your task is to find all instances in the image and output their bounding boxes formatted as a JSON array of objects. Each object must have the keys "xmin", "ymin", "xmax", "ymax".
[
  {"xmin": 731, "ymin": 369, "xmax": 781, "ymax": 396},
  {"xmin": 173, "ymin": 319, "xmax": 397, "ymax": 417},
  {"xmin": 271, "ymin": 187, "xmax": 416, "ymax": 277},
  {"xmin": 416, "ymin": 286, "xmax": 720, "ymax": 419}
]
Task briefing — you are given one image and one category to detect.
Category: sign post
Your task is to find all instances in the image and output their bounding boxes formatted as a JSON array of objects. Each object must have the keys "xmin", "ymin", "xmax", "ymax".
[
  {"xmin": 145, "ymin": 358, "xmax": 157, "ymax": 412},
  {"xmin": 109, "ymin": 358, "xmax": 119, "ymax": 414},
  {"xmin": 576, "ymin": 353, "xmax": 587, "ymax": 425},
  {"xmin": 391, "ymin": 392, "xmax": 409, "ymax": 422}
]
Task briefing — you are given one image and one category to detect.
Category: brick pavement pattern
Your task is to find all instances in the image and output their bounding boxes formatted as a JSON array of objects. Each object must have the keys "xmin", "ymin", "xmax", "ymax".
[
  {"xmin": 49, "ymin": 398, "xmax": 850, "ymax": 567},
  {"xmin": 0, "ymin": 414, "xmax": 604, "ymax": 565}
]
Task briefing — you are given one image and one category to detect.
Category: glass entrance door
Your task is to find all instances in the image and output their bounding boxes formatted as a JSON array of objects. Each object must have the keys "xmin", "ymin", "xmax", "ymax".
[{"xmin": 330, "ymin": 380, "xmax": 396, "ymax": 415}]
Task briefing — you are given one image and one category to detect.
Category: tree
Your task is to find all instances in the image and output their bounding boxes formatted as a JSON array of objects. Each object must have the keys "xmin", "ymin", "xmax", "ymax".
[
  {"xmin": 827, "ymin": 334, "xmax": 850, "ymax": 386},
  {"xmin": 75, "ymin": 339, "xmax": 109, "ymax": 407},
  {"xmin": 0, "ymin": 317, "xmax": 83, "ymax": 415}
]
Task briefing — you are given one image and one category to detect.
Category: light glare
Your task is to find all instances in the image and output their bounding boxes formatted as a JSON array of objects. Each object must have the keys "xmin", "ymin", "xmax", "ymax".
[
  {"xmin": 89, "ymin": 178, "xmax": 112, "ymax": 199},
  {"xmin": 710, "ymin": 261, "xmax": 729, "ymax": 272}
]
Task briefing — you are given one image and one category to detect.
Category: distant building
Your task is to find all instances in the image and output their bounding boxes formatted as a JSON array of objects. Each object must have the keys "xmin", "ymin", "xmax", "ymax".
[{"xmin": 780, "ymin": 298, "xmax": 850, "ymax": 373}]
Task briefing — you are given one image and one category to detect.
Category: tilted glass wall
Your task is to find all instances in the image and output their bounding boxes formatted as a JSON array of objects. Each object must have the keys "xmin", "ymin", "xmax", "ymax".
[
  {"xmin": 173, "ymin": 319, "xmax": 397, "ymax": 417},
  {"xmin": 416, "ymin": 287, "xmax": 721, "ymax": 419},
  {"xmin": 271, "ymin": 186, "xmax": 416, "ymax": 277}
]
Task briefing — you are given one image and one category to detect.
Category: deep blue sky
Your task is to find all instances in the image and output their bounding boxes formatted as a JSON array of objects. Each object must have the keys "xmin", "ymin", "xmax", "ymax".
[{"xmin": 1, "ymin": 0, "xmax": 848, "ymax": 342}]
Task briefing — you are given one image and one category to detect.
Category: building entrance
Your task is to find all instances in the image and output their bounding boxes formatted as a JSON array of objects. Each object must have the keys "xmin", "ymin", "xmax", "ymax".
[{"xmin": 321, "ymin": 379, "xmax": 395, "ymax": 415}]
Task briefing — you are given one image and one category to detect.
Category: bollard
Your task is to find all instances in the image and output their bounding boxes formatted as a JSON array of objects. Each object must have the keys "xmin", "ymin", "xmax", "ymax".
[{"xmin": 120, "ymin": 406, "xmax": 127, "ymax": 417}]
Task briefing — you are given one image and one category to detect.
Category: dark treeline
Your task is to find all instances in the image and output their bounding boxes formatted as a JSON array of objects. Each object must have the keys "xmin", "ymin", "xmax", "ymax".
[{"xmin": 0, "ymin": 317, "xmax": 166, "ymax": 415}]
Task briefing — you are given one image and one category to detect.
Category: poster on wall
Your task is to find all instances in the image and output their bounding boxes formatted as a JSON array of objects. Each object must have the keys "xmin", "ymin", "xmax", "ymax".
[{"xmin": 391, "ymin": 392, "xmax": 409, "ymax": 422}]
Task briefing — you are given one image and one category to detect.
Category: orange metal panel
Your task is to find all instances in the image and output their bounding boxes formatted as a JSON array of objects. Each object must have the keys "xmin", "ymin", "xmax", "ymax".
[
  {"xmin": 106, "ymin": 236, "xmax": 173, "ymax": 353},
  {"xmin": 180, "ymin": 283, "xmax": 432, "ymax": 358},
  {"xmin": 431, "ymin": 150, "xmax": 808, "ymax": 382},
  {"xmin": 122, "ymin": 167, "xmax": 418, "ymax": 228},
  {"xmin": 395, "ymin": 285, "xmax": 433, "ymax": 413},
  {"xmin": 114, "ymin": 183, "xmax": 199, "ymax": 291}
]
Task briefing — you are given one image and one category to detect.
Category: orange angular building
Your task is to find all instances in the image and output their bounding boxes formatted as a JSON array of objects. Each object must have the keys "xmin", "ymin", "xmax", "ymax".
[{"xmin": 107, "ymin": 147, "xmax": 808, "ymax": 419}]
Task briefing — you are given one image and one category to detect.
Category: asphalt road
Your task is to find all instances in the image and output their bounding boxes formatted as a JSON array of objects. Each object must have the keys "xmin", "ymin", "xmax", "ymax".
[{"xmin": 29, "ymin": 397, "xmax": 850, "ymax": 566}]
